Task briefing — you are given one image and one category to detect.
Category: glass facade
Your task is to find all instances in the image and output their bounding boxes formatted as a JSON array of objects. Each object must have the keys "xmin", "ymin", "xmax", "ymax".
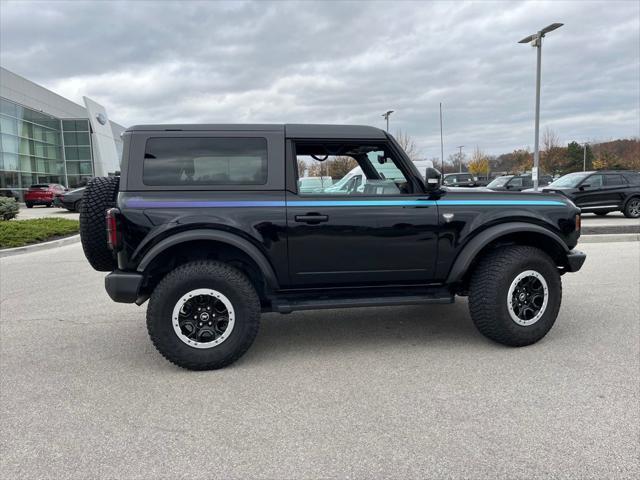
[
  {"xmin": 62, "ymin": 119, "xmax": 93, "ymax": 187},
  {"xmin": 0, "ymin": 97, "xmax": 95, "ymax": 196}
]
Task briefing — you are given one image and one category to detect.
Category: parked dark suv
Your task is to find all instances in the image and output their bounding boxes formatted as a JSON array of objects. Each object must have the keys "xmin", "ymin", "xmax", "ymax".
[
  {"xmin": 79, "ymin": 124, "xmax": 585, "ymax": 370},
  {"xmin": 487, "ymin": 174, "xmax": 553, "ymax": 191},
  {"xmin": 442, "ymin": 173, "xmax": 477, "ymax": 187},
  {"xmin": 535, "ymin": 170, "xmax": 640, "ymax": 218}
]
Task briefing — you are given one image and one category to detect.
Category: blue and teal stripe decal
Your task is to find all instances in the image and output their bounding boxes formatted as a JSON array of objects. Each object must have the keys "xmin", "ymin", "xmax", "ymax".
[{"xmin": 125, "ymin": 198, "xmax": 566, "ymax": 208}]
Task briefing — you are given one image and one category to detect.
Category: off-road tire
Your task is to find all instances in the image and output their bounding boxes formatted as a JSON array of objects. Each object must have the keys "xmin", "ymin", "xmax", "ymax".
[
  {"xmin": 147, "ymin": 261, "xmax": 261, "ymax": 370},
  {"xmin": 79, "ymin": 176, "xmax": 119, "ymax": 271},
  {"xmin": 468, "ymin": 245, "xmax": 562, "ymax": 347},
  {"xmin": 623, "ymin": 197, "xmax": 640, "ymax": 219}
]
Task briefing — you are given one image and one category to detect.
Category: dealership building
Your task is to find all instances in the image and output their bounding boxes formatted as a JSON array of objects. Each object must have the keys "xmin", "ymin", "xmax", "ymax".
[{"xmin": 0, "ymin": 67, "xmax": 125, "ymax": 198}]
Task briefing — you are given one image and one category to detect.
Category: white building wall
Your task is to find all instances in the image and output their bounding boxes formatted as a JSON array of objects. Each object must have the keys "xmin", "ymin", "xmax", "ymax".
[
  {"xmin": 84, "ymin": 97, "xmax": 120, "ymax": 175},
  {"xmin": 0, "ymin": 67, "xmax": 125, "ymax": 175}
]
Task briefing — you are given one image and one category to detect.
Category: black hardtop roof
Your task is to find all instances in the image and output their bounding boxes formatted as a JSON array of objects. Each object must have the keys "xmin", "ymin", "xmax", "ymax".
[{"xmin": 126, "ymin": 123, "xmax": 387, "ymax": 139}]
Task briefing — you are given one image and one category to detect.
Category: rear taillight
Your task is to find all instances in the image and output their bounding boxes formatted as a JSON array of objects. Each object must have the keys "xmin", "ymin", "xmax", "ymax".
[
  {"xmin": 575, "ymin": 214, "xmax": 581, "ymax": 232},
  {"xmin": 106, "ymin": 208, "xmax": 121, "ymax": 251}
]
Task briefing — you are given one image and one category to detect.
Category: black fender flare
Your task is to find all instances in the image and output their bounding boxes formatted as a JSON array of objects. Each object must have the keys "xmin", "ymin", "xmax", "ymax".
[
  {"xmin": 446, "ymin": 222, "xmax": 569, "ymax": 283},
  {"xmin": 136, "ymin": 229, "xmax": 280, "ymax": 290}
]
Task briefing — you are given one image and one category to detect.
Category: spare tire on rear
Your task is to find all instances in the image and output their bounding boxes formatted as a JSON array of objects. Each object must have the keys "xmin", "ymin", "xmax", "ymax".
[{"xmin": 80, "ymin": 176, "xmax": 120, "ymax": 271}]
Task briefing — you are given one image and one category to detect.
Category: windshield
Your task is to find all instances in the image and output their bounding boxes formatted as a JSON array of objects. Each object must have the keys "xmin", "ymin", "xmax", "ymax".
[
  {"xmin": 487, "ymin": 176, "xmax": 511, "ymax": 188},
  {"xmin": 549, "ymin": 172, "xmax": 590, "ymax": 188}
]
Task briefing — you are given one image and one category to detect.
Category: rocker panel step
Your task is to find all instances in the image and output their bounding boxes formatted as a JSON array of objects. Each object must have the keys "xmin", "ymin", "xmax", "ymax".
[{"xmin": 270, "ymin": 290, "xmax": 454, "ymax": 314}]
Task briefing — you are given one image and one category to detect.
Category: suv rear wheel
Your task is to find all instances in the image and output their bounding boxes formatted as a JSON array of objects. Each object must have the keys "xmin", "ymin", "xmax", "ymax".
[
  {"xmin": 147, "ymin": 261, "xmax": 260, "ymax": 370},
  {"xmin": 623, "ymin": 197, "xmax": 640, "ymax": 218},
  {"xmin": 468, "ymin": 245, "xmax": 561, "ymax": 347}
]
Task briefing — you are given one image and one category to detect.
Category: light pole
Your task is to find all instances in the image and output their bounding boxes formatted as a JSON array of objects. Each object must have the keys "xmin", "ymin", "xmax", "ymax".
[
  {"xmin": 519, "ymin": 22, "xmax": 563, "ymax": 191},
  {"xmin": 382, "ymin": 110, "xmax": 394, "ymax": 132},
  {"xmin": 457, "ymin": 145, "xmax": 464, "ymax": 173},
  {"xmin": 439, "ymin": 103, "xmax": 445, "ymax": 172}
]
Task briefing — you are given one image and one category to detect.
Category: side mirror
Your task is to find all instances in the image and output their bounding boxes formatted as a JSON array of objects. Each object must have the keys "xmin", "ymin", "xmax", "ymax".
[
  {"xmin": 506, "ymin": 184, "xmax": 513, "ymax": 189},
  {"xmin": 579, "ymin": 183, "xmax": 590, "ymax": 190},
  {"xmin": 425, "ymin": 167, "xmax": 441, "ymax": 192}
]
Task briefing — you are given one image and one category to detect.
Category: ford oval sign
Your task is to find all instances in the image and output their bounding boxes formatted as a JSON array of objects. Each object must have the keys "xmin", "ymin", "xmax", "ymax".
[{"xmin": 96, "ymin": 113, "xmax": 107, "ymax": 125}]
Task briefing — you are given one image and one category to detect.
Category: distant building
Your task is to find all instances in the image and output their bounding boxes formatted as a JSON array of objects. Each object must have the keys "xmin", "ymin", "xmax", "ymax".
[{"xmin": 0, "ymin": 67, "xmax": 125, "ymax": 198}]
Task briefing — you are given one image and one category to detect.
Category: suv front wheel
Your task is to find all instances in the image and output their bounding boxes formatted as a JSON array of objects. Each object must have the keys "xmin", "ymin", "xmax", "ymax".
[
  {"xmin": 147, "ymin": 261, "xmax": 261, "ymax": 370},
  {"xmin": 468, "ymin": 246, "xmax": 562, "ymax": 347}
]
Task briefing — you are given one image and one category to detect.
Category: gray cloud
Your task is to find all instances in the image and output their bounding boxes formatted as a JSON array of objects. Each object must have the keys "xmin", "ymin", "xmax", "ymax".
[{"xmin": 1, "ymin": 0, "xmax": 638, "ymax": 157}]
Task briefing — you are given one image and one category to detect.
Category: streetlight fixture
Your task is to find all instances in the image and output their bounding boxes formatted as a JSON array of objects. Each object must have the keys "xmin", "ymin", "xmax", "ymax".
[
  {"xmin": 382, "ymin": 110, "xmax": 394, "ymax": 132},
  {"xmin": 519, "ymin": 22, "xmax": 563, "ymax": 191},
  {"xmin": 457, "ymin": 145, "xmax": 464, "ymax": 173}
]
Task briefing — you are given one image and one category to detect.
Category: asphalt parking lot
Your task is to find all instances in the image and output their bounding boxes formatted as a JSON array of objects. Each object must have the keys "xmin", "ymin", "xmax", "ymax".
[
  {"xmin": 1, "ymin": 241, "xmax": 638, "ymax": 479},
  {"xmin": 14, "ymin": 204, "xmax": 79, "ymax": 221}
]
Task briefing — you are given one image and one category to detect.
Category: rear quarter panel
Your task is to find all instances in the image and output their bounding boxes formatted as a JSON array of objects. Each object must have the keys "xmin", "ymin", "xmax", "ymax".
[{"xmin": 116, "ymin": 128, "xmax": 289, "ymax": 284}]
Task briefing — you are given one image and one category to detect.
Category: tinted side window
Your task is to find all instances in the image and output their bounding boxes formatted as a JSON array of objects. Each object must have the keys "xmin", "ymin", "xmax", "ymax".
[
  {"xmin": 586, "ymin": 175, "xmax": 603, "ymax": 187},
  {"xmin": 143, "ymin": 137, "xmax": 267, "ymax": 186},
  {"xmin": 509, "ymin": 177, "xmax": 524, "ymax": 187},
  {"xmin": 604, "ymin": 174, "xmax": 625, "ymax": 186}
]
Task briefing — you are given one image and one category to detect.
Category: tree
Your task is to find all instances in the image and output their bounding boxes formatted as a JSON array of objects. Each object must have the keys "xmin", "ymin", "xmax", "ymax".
[
  {"xmin": 564, "ymin": 141, "xmax": 592, "ymax": 173},
  {"xmin": 306, "ymin": 161, "xmax": 324, "ymax": 177},
  {"xmin": 445, "ymin": 153, "xmax": 465, "ymax": 173},
  {"xmin": 393, "ymin": 130, "xmax": 421, "ymax": 160},
  {"xmin": 510, "ymin": 149, "xmax": 533, "ymax": 173},
  {"xmin": 467, "ymin": 147, "xmax": 490, "ymax": 177},
  {"xmin": 542, "ymin": 127, "xmax": 560, "ymax": 152},
  {"xmin": 297, "ymin": 158, "xmax": 307, "ymax": 177},
  {"xmin": 541, "ymin": 128, "xmax": 566, "ymax": 175},
  {"xmin": 327, "ymin": 156, "xmax": 357, "ymax": 179}
]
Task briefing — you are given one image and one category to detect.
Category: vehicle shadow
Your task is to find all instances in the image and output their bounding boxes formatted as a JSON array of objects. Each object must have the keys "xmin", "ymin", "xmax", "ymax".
[{"xmin": 245, "ymin": 300, "xmax": 490, "ymax": 364}]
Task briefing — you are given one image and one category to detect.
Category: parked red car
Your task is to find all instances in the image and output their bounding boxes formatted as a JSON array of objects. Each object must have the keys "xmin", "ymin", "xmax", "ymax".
[{"xmin": 24, "ymin": 184, "xmax": 67, "ymax": 208}]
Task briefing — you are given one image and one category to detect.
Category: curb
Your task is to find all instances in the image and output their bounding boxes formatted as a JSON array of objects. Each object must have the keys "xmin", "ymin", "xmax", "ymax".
[
  {"xmin": 0, "ymin": 234, "xmax": 80, "ymax": 258},
  {"xmin": 579, "ymin": 233, "xmax": 640, "ymax": 244}
]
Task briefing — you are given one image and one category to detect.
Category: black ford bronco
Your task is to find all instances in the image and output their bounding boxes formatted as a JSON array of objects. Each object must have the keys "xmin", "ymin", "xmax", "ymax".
[{"xmin": 79, "ymin": 124, "xmax": 586, "ymax": 370}]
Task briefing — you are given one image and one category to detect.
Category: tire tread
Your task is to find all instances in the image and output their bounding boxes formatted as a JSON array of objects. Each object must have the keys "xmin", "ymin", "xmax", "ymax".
[
  {"xmin": 469, "ymin": 245, "xmax": 562, "ymax": 346},
  {"xmin": 79, "ymin": 176, "xmax": 119, "ymax": 271},
  {"xmin": 146, "ymin": 261, "xmax": 260, "ymax": 370}
]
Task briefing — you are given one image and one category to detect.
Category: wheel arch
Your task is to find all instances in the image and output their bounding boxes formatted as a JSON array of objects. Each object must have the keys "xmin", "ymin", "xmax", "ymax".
[
  {"xmin": 136, "ymin": 229, "xmax": 280, "ymax": 298},
  {"xmin": 446, "ymin": 222, "xmax": 569, "ymax": 287}
]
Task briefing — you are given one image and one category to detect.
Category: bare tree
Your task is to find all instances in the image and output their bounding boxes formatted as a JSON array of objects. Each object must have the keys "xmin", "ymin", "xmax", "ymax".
[
  {"xmin": 393, "ymin": 130, "xmax": 421, "ymax": 160},
  {"xmin": 542, "ymin": 127, "xmax": 560, "ymax": 152},
  {"xmin": 306, "ymin": 161, "xmax": 323, "ymax": 177},
  {"xmin": 327, "ymin": 156, "xmax": 357, "ymax": 179},
  {"xmin": 541, "ymin": 127, "xmax": 564, "ymax": 175},
  {"xmin": 296, "ymin": 158, "xmax": 307, "ymax": 177}
]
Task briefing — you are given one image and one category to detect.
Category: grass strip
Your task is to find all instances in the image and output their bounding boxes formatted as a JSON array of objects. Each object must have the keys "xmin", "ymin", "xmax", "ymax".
[{"xmin": 0, "ymin": 218, "xmax": 80, "ymax": 248}]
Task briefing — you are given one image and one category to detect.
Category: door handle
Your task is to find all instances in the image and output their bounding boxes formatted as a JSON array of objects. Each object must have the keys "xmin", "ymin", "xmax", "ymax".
[{"xmin": 295, "ymin": 214, "xmax": 329, "ymax": 224}]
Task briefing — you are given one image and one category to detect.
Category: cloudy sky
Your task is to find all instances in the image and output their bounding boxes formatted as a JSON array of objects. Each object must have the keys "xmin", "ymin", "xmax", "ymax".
[{"xmin": 1, "ymin": 0, "xmax": 638, "ymax": 158}]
